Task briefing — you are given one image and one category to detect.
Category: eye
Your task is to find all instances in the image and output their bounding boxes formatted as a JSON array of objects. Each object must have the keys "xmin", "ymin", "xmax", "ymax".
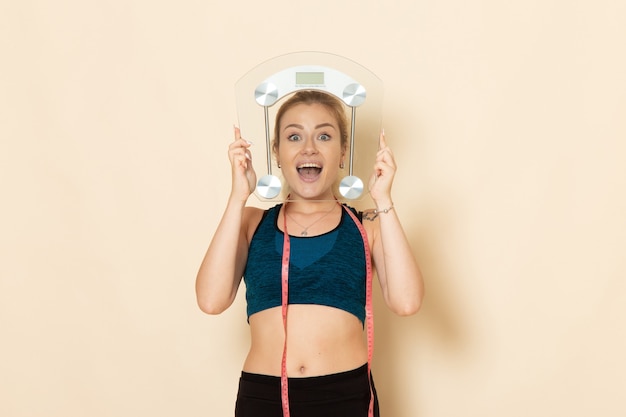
[
  {"xmin": 287, "ymin": 134, "xmax": 301, "ymax": 141},
  {"xmin": 318, "ymin": 133, "xmax": 331, "ymax": 141}
]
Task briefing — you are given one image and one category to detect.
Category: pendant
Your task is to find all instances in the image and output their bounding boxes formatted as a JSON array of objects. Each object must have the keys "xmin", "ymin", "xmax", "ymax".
[{"xmin": 300, "ymin": 230, "xmax": 308, "ymax": 236}]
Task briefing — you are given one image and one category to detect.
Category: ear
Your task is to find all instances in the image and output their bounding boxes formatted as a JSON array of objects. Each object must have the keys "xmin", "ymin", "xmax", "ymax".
[
  {"xmin": 272, "ymin": 136, "xmax": 280, "ymax": 153},
  {"xmin": 272, "ymin": 139, "xmax": 280, "ymax": 160}
]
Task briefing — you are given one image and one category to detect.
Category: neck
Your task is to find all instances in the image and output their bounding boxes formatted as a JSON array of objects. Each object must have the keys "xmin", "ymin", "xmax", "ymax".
[{"xmin": 285, "ymin": 195, "xmax": 338, "ymax": 214}]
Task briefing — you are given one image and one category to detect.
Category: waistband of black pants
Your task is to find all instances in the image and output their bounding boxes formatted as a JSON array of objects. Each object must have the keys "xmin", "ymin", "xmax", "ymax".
[{"xmin": 240, "ymin": 363, "xmax": 369, "ymax": 387}]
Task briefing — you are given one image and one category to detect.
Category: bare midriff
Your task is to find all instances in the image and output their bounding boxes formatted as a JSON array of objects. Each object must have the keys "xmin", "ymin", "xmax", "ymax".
[{"xmin": 243, "ymin": 304, "xmax": 367, "ymax": 377}]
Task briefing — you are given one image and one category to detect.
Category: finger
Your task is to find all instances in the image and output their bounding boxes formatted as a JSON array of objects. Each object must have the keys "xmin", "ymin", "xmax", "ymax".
[
  {"xmin": 377, "ymin": 134, "xmax": 393, "ymax": 160},
  {"xmin": 373, "ymin": 158, "xmax": 385, "ymax": 178},
  {"xmin": 376, "ymin": 148, "xmax": 395, "ymax": 167},
  {"xmin": 231, "ymin": 149, "xmax": 253, "ymax": 166},
  {"xmin": 229, "ymin": 138, "xmax": 252, "ymax": 153},
  {"xmin": 376, "ymin": 141, "xmax": 396, "ymax": 167},
  {"xmin": 233, "ymin": 125, "xmax": 253, "ymax": 146},
  {"xmin": 379, "ymin": 129, "xmax": 387, "ymax": 150},
  {"xmin": 373, "ymin": 154, "xmax": 396, "ymax": 175},
  {"xmin": 232, "ymin": 151, "xmax": 246, "ymax": 164}
]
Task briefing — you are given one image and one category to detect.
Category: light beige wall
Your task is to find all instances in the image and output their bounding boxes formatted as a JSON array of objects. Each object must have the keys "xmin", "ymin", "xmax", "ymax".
[{"xmin": 1, "ymin": 1, "xmax": 624, "ymax": 416}]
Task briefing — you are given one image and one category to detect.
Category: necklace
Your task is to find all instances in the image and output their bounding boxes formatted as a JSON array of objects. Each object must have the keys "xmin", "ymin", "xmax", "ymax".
[{"xmin": 285, "ymin": 202, "xmax": 338, "ymax": 236}]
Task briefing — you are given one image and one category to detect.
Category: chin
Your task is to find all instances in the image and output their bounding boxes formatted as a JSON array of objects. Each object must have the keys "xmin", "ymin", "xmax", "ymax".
[{"xmin": 291, "ymin": 185, "xmax": 333, "ymax": 200}]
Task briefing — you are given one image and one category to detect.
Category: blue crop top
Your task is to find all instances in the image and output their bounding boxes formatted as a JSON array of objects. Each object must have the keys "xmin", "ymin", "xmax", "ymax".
[{"xmin": 243, "ymin": 204, "xmax": 367, "ymax": 323}]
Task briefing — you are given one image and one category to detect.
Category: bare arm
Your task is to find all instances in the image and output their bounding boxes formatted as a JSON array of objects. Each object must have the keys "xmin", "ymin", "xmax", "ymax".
[
  {"xmin": 195, "ymin": 127, "xmax": 259, "ymax": 314},
  {"xmin": 367, "ymin": 131, "xmax": 424, "ymax": 316},
  {"xmin": 195, "ymin": 203, "xmax": 255, "ymax": 314}
]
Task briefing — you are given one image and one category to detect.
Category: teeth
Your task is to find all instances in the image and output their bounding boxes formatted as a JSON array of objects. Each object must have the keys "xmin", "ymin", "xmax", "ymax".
[{"xmin": 298, "ymin": 163, "xmax": 321, "ymax": 169}]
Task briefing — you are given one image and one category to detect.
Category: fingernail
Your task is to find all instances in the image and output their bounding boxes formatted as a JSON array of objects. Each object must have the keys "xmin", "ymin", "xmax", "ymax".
[{"xmin": 245, "ymin": 140, "xmax": 253, "ymax": 145}]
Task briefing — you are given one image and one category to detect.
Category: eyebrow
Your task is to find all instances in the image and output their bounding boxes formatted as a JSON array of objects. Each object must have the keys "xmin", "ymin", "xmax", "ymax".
[{"xmin": 283, "ymin": 123, "xmax": 337, "ymax": 131}]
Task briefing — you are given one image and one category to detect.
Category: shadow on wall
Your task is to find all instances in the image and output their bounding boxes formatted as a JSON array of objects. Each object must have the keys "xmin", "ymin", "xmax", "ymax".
[{"xmin": 372, "ymin": 195, "xmax": 470, "ymax": 416}]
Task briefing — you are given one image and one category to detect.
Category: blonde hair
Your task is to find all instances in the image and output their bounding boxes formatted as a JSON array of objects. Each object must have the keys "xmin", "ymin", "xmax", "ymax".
[{"xmin": 272, "ymin": 90, "xmax": 349, "ymax": 154}]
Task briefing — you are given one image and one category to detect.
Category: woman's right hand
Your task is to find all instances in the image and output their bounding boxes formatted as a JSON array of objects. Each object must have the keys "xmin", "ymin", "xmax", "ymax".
[{"xmin": 228, "ymin": 126, "xmax": 257, "ymax": 202}]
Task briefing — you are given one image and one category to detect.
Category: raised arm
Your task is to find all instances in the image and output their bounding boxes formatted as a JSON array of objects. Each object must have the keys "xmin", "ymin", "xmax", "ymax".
[
  {"xmin": 366, "ymin": 131, "xmax": 424, "ymax": 316},
  {"xmin": 195, "ymin": 127, "xmax": 259, "ymax": 314}
]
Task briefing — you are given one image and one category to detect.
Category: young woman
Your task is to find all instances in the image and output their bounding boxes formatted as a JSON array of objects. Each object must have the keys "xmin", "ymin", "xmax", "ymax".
[{"xmin": 196, "ymin": 91, "xmax": 424, "ymax": 417}]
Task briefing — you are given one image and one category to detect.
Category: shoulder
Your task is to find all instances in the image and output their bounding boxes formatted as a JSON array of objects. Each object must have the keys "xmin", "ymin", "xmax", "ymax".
[
  {"xmin": 243, "ymin": 206, "xmax": 265, "ymax": 222},
  {"xmin": 340, "ymin": 204, "xmax": 362, "ymax": 221},
  {"xmin": 341, "ymin": 204, "xmax": 379, "ymax": 224},
  {"xmin": 342, "ymin": 204, "xmax": 379, "ymax": 248},
  {"xmin": 363, "ymin": 207, "xmax": 383, "ymax": 251},
  {"xmin": 242, "ymin": 204, "xmax": 280, "ymax": 242}
]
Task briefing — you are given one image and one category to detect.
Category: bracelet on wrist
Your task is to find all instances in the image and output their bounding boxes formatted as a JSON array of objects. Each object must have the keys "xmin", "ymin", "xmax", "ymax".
[{"xmin": 363, "ymin": 203, "xmax": 394, "ymax": 221}]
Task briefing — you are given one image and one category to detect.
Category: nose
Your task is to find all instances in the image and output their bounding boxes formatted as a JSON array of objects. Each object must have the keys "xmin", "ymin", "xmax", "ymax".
[{"xmin": 301, "ymin": 135, "xmax": 318, "ymax": 154}]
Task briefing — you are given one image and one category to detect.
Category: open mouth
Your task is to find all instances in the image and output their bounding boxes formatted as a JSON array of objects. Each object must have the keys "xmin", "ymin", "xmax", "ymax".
[{"xmin": 297, "ymin": 162, "xmax": 322, "ymax": 181}]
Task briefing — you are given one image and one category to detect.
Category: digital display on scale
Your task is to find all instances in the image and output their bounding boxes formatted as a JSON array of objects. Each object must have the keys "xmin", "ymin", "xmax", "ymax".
[{"xmin": 296, "ymin": 71, "xmax": 325, "ymax": 85}]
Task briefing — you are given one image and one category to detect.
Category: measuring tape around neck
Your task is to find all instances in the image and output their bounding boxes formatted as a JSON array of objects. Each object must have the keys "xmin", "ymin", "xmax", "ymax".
[{"xmin": 280, "ymin": 201, "xmax": 375, "ymax": 417}]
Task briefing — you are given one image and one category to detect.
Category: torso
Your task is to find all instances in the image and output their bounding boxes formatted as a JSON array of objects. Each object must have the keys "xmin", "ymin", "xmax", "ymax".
[
  {"xmin": 244, "ymin": 305, "xmax": 368, "ymax": 377},
  {"xmin": 241, "ymin": 203, "xmax": 374, "ymax": 377}
]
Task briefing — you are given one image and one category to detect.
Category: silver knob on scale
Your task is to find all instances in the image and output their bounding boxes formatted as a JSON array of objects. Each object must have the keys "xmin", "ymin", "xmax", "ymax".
[
  {"xmin": 339, "ymin": 83, "xmax": 366, "ymax": 200},
  {"xmin": 254, "ymin": 82, "xmax": 283, "ymax": 199},
  {"xmin": 339, "ymin": 176, "xmax": 364, "ymax": 200},
  {"xmin": 256, "ymin": 174, "xmax": 282, "ymax": 200}
]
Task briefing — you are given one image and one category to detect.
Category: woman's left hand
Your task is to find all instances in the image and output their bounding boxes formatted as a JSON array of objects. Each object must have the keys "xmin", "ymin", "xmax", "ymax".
[{"xmin": 368, "ymin": 130, "xmax": 396, "ymax": 205}]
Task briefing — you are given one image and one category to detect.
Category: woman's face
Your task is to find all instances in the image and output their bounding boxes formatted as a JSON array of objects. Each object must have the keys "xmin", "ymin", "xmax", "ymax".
[{"xmin": 276, "ymin": 103, "xmax": 345, "ymax": 200}]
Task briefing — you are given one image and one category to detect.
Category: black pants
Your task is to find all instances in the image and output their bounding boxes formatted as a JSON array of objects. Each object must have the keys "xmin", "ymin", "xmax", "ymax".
[{"xmin": 235, "ymin": 364, "xmax": 380, "ymax": 417}]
